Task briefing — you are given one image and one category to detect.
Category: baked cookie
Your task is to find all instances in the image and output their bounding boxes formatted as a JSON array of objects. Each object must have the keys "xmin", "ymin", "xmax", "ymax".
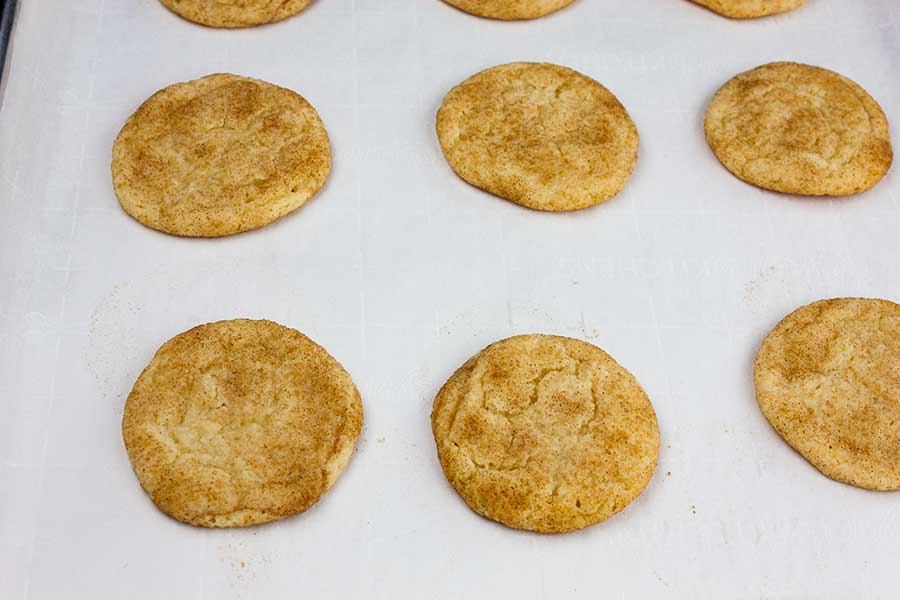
[
  {"xmin": 705, "ymin": 62, "xmax": 892, "ymax": 195},
  {"xmin": 754, "ymin": 298, "xmax": 900, "ymax": 491},
  {"xmin": 440, "ymin": 0, "xmax": 576, "ymax": 20},
  {"xmin": 159, "ymin": 0, "xmax": 311, "ymax": 28},
  {"xmin": 690, "ymin": 0, "xmax": 806, "ymax": 18},
  {"xmin": 122, "ymin": 319, "xmax": 363, "ymax": 527},
  {"xmin": 436, "ymin": 62, "xmax": 639, "ymax": 211},
  {"xmin": 112, "ymin": 73, "xmax": 330, "ymax": 237},
  {"xmin": 431, "ymin": 334, "xmax": 659, "ymax": 533}
]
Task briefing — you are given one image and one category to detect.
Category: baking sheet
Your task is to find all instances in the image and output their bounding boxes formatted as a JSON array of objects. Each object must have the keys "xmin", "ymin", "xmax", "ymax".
[{"xmin": 1, "ymin": 0, "xmax": 898, "ymax": 598}]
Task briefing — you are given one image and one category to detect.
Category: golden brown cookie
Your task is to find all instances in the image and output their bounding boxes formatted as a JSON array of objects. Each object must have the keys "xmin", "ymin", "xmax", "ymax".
[
  {"xmin": 122, "ymin": 319, "xmax": 363, "ymax": 527},
  {"xmin": 436, "ymin": 62, "xmax": 639, "ymax": 211},
  {"xmin": 690, "ymin": 0, "xmax": 806, "ymax": 18},
  {"xmin": 754, "ymin": 298, "xmax": 900, "ymax": 491},
  {"xmin": 440, "ymin": 0, "xmax": 576, "ymax": 20},
  {"xmin": 431, "ymin": 334, "xmax": 659, "ymax": 533},
  {"xmin": 112, "ymin": 73, "xmax": 330, "ymax": 237},
  {"xmin": 159, "ymin": 0, "xmax": 311, "ymax": 28},
  {"xmin": 705, "ymin": 62, "xmax": 893, "ymax": 196}
]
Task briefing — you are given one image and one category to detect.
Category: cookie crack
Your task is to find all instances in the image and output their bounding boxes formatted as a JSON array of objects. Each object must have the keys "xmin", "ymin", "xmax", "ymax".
[
  {"xmin": 452, "ymin": 441, "xmax": 536, "ymax": 481},
  {"xmin": 452, "ymin": 352, "xmax": 603, "ymax": 484}
]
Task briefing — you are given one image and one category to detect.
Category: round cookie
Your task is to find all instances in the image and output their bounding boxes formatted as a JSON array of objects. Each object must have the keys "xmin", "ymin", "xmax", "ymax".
[
  {"xmin": 690, "ymin": 0, "xmax": 806, "ymax": 18},
  {"xmin": 440, "ymin": 0, "xmax": 576, "ymax": 20},
  {"xmin": 112, "ymin": 73, "xmax": 330, "ymax": 237},
  {"xmin": 159, "ymin": 0, "xmax": 311, "ymax": 28},
  {"xmin": 436, "ymin": 62, "xmax": 639, "ymax": 211},
  {"xmin": 704, "ymin": 62, "xmax": 893, "ymax": 196},
  {"xmin": 431, "ymin": 334, "xmax": 659, "ymax": 533},
  {"xmin": 754, "ymin": 298, "xmax": 900, "ymax": 491},
  {"xmin": 122, "ymin": 319, "xmax": 363, "ymax": 527}
]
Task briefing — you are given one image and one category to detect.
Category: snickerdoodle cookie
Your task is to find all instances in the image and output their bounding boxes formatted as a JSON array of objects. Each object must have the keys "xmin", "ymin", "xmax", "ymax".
[
  {"xmin": 437, "ymin": 62, "xmax": 639, "ymax": 211},
  {"xmin": 755, "ymin": 298, "xmax": 899, "ymax": 490},
  {"xmin": 112, "ymin": 73, "xmax": 330, "ymax": 236},
  {"xmin": 440, "ymin": 0, "xmax": 575, "ymax": 20},
  {"xmin": 432, "ymin": 334, "xmax": 659, "ymax": 533},
  {"xmin": 159, "ymin": 0, "xmax": 311, "ymax": 28},
  {"xmin": 123, "ymin": 319, "xmax": 363, "ymax": 526},
  {"xmin": 705, "ymin": 62, "xmax": 892, "ymax": 195},
  {"xmin": 690, "ymin": 0, "xmax": 806, "ymax": 19}
]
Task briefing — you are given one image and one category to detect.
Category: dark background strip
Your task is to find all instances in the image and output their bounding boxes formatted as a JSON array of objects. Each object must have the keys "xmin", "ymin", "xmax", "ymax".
[{"xmin": 0, "ymin": 0, "xmax": 17, "ymax": 86}]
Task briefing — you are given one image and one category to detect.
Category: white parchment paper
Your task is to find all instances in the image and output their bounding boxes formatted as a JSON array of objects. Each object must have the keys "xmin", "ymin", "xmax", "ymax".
[{"xmin": 1, "ymin": 1, "xmax": 898, "ymax": 598}]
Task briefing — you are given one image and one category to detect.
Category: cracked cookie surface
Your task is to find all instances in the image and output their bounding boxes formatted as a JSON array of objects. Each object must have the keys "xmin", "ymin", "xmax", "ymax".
[
  {"xmin": 159, "ymin": 0, "xmax": 311, "ymax": 28},
  {"xmin": 690, "ymin": 0, "xmax": 806, "ymax": 18},
  {"xmin": 122, "ymin": 319, "xmax": 363, "ymax": 527},
  {"xmin": 436, "ymin": 62, "xmax": 639, "ymax": 211},
  {"xmin": 705, "ymin": 62, "xmax": 892, "ymax": 196},
  {"xmin": 755, "ymin": 298, "xmax": 900, "ymax": 491},
  {"xmin": 440, "ymin": 0, "xmax": 575, "ymax": 20},
  {"xmin": 431, "ymin": 334, "xmax": 659, "ymax": 533},
  {"xmin": 112, "ymin": 73, "xmax": 330, "ymax": 237}
]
